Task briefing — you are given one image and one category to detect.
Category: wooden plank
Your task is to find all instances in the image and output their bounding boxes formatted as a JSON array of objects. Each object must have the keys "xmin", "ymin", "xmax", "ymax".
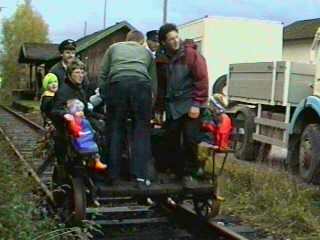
[
  {"xmin": 147, "ymin": 183, "xmax": 168, "ymax": 195},
  {"xmin": 94, "ymin": 217, "xmax": 168, "ymax": 226},
  {"xmin": 253, "ymin": 133, "xmax": 287, "ymax": 148},
  {"xmin": 254, "ymin": 117, "xmax": 288, "ymax": 130},
  {"xmin": 86, "ymin": 206, "xmax": 149, "ymax": 214}
]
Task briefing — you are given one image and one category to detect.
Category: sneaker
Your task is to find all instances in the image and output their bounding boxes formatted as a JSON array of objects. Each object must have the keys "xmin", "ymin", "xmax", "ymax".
[
  {"xmin": 183, "ymin": 176, "xmax": 198, "ymax": 189},
  {"xmin": 135, "ymin": 178, "xmax": 151, "ymax": 189}
]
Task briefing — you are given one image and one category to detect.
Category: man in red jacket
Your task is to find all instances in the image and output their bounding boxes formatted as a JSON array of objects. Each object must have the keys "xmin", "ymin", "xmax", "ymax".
[{"xmin": 155, "ymin": 23, "xmax": 209, "ymax": 188}]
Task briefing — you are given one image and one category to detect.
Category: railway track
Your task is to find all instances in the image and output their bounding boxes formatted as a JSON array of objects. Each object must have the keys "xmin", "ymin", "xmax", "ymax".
[{"xmin": 0, "ymin": 104, "xmax": 256, "ymax": 240}]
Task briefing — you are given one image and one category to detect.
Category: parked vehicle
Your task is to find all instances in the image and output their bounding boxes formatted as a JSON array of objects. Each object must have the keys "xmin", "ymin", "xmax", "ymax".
[
  {"xmin": 226, "ymin": 28, "xmax": 320, "ymax": 184},
  {"xmin": 178, "ymin": 16, "xmax": 283, "ymax": 94}
]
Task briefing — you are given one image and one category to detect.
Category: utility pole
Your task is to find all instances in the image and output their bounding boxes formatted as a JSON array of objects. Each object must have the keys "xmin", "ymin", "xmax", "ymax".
[
  {"xmin": 163, "ymin": 0, "xmax": 168, "ymax": 24},
  {"xmin": 103, "ymin": 0, "xmax": 107, "ymax": 29},
  {"xmin": 84, "ymin": 21, "xmax": 87, "ymax": 37}
]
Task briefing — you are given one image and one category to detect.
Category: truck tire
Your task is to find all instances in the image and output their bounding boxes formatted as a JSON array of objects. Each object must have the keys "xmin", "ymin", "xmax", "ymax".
[
  {"xmin": 212, "ymin": 75, "xmax": 227, "ymax": 95},
  {"xmin": 286, "ymin": 134, "xmax": 300, "ymax": 174},
  {"xmin": 298, "ymin": 124, "xmax": 320, "ymax": 184},
  {"xmin": 234, "ymin": 106, "xmax": 257, "ymax": 161}
]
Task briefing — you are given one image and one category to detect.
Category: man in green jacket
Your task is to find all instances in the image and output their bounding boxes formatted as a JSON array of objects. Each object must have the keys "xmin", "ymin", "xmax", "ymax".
[{"xmin": 98, "ymin": 30, "xmax": 157, "ymax": 187}]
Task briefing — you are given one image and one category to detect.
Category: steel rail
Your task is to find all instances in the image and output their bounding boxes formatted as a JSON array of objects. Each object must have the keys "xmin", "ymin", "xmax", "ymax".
[
  {"xmin": 0, "ymin": 104, "xmax": 55, "ymax": 207},
  {"xmin": 0, "ymin": 104, "xmax": 45, "ymax": 133},
  {"xmin": 162, "ymin": 202, "xmax": 249, "ymax": 240}
]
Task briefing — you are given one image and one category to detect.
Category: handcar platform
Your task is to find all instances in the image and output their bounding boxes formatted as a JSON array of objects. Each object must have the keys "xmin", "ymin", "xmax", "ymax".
[{"xmin": 96, "ymin": 174, "xmax": 215, "ymax": 199}]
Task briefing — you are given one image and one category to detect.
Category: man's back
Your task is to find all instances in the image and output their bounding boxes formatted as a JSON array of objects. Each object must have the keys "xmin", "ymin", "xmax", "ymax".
[{"xmin": 105, "ymin": 41, "xmax": 153, "ymax": 82}]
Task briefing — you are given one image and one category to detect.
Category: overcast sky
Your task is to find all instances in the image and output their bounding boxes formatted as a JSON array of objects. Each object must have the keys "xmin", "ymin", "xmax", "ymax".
[{"xmin": 0, "ymin": 0, "xmax": 320, "ymax": 43}]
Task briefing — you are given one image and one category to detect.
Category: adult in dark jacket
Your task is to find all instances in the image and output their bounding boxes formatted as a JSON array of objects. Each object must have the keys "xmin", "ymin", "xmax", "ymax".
[
  {"xmin": 50, "ymin": 39, "xmax": 89, "ymax": 89},
  {"xmin": 155, "ymin": 23, "xmax": 208, "ymax": 187},
  {"xmin": 51, "ymin": 59, "xmax": 99, "ymax": 164}
]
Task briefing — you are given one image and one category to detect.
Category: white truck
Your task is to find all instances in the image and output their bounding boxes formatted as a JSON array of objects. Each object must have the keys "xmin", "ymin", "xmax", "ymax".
[{"xmin": 178, "ymin": 16, "xmax": 283, "ymax": 94}]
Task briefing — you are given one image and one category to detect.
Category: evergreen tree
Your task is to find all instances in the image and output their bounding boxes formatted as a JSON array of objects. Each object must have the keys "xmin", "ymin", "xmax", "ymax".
[{"xmin": 0, "ymin": 0, "xmax": 49, "ymax": 88}]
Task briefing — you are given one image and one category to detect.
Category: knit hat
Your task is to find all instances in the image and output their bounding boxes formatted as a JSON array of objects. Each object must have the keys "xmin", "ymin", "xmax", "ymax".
[
  {"xmin": 42, "ymin": 73, "xmax": 58, "ymax": 90},
  {"xmin": 66, "ymin": 99, "xmax": 84, "ymax": 115},
  {"xmin": 208, "ymin": 94, "xmax": 228, "ymax": 113}
]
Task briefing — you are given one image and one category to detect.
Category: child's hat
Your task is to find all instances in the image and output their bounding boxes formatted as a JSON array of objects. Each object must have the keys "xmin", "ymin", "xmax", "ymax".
[
  {"xmin": 67, "ymin": 99, "xmax": 84, "ymax": 115},
  {"xmin": 208, "ymin": 94, "xmax": 228, "ymax": 112},
  {"xmin": 213, "ymin": 94, "xmax": 228, "ymax": 108},
  {"xmin": 42, "ymin": 73, "xmax": 58, "ymax": 90}
]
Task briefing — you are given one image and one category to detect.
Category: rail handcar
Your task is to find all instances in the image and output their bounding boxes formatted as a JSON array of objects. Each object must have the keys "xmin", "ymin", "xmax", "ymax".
[{"xmin": 51, "ymin": 120, "xmax": 221, "ymax": 226}]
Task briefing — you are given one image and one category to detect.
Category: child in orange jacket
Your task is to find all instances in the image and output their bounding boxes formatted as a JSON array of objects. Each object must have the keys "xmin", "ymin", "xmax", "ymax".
[{"xmin": 201, "ymin": 94, "xmax": 232, "ymax": 150}]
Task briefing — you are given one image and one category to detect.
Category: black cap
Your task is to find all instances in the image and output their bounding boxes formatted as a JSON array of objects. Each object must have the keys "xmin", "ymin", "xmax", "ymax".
[
  {"xmin": 58, "ymin": 39, "xmax": 76, "ymax": 53},
  {"xmin": 146, "ymin": 30, "xmax": 159, "ymax": 42}
]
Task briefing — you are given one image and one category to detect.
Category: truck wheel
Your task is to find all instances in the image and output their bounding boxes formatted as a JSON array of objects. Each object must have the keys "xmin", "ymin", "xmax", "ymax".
[
  {"xmin": 286, "ymin": 134, "xmax": 300, "ymax": 174},
  {"xmin": 234, "ymin": 107, "xmax": 257, "ymax": 161},
  {"xmin": 299, "ymin": 124, "xmax": 320, "ymax": 184},
  {"xmin": 212, "ymin": 75, "xmax": 227, "ymax": 95}
]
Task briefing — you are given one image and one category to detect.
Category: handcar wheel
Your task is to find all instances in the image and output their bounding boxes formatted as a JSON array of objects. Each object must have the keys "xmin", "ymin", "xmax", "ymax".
[
  {"xmin": 193, "ymin": 198, "xmax": 220, "ymax": 219},
  {"xmin": 52, "ymin": 165, "xmax": 69, "ymax": 207},
  {"xmin": 64, "ymin": 176, "xmax": 87, "ymax": 226},
  {"xmin": 299, "ymin": 124, "xmax": 320, "ymax": 184}
]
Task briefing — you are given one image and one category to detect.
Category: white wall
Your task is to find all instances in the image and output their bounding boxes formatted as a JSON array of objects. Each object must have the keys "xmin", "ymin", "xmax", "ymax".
[
  {"xmin": 178, "ymin": 17, "xmax": 283, "ymax": 92},
  {"xmin": 283, "ymin": 38, "xmax": 313, "ymax": 63},
  {"xmin": 204, "ymin": 17, "xmax": 283, "ymax": 90}
]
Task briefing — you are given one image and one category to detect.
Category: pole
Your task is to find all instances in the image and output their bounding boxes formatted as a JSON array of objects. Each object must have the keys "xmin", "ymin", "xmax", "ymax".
[
  {"xmin": 84, "ymin": 21, "xmax": 87, "ymax": 37},
  {"xmin": 163, "ymin": 0, "xmax": 168, "ymax": 24},
  {"xmin": 103, "ymin": 0, "xmax": 107, "ymax": 29}
]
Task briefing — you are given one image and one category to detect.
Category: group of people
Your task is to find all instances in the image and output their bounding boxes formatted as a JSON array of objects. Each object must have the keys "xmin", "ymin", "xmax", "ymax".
[{"xmin": 40, "ymin": 23, "xmax": 231, "ymax": 189}]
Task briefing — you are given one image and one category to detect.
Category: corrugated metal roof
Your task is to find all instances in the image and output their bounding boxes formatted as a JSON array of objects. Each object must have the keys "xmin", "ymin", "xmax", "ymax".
[{"xmin": 284, "ymin": 18, "xmax": 320, "ymax": 40}]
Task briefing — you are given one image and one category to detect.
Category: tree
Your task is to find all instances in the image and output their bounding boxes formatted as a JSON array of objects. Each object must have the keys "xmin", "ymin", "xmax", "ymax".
[{"xmin": 0, "ymin": 0, "xmax": 49, "ymax": 88}]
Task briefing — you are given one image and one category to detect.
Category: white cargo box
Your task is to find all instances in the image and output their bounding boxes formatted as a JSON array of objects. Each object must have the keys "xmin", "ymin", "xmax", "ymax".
[
  {"xmin": 228, "ymin": 61, "xmax": 315, "ymax": 106},
  {"xmin": 178, "ymin": 16, "xmax": 283, "ymax": 92}
]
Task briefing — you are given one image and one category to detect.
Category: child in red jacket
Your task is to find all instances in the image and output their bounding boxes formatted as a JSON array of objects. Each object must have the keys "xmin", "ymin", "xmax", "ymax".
[
  {"xmin": 65, "ymin": 99, "xmax": 107, "ymax": 171},
  {"xmin": 201, "ymin": 94, "xmax": 232, "ymax": 150}
]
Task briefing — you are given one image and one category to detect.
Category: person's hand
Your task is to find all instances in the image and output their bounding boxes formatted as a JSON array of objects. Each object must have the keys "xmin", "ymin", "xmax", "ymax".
[
  {"xmin": 78, "ymin": 131, "xmax": 86, "ymax": 136},
  {"xmin": 64, "ymin": 114, "xmax": 74, "ymax": 121},
  {"xmin": 188, "ymin": 107, "xmax": 200, "ymax": 119}
]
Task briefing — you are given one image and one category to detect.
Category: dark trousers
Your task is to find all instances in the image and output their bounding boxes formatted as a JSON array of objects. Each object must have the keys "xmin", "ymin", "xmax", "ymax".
[
  {"xmin": 53, "ymin": 128, "xmax": 68, "ymax": 165},
  {"xmin": 105, "ymin": 77, "xmax": 152, "ymax": 179},
  {"xmin": 164, "ymin": 113, "xmax": 201, "ymax": 177}
]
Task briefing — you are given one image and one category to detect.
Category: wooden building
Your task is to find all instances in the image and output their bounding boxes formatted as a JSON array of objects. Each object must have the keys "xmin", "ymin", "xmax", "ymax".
[
  {"xmin": 17, "ymin": 21, "xmax": 135, "ymax": 98},
  {"xmin": 76, "ymin": 21, "xmax": 135, "ymax": 82},
  {"xmin": 17, "ymin": 43, "xmax": 60, "ymax": 98}
]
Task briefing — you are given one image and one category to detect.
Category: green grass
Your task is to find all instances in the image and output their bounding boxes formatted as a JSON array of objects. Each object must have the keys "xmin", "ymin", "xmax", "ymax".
[
  {"xmin": 201, "ymin": 148, "xmax": 320, "ymax": 239},
  {"xmin": 0, "ymin": 136, "xmax": 85, "ymax": 239},
  {"xmin": 15, "ymin": 100, "xmax": 40, "ymax": 111}
]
